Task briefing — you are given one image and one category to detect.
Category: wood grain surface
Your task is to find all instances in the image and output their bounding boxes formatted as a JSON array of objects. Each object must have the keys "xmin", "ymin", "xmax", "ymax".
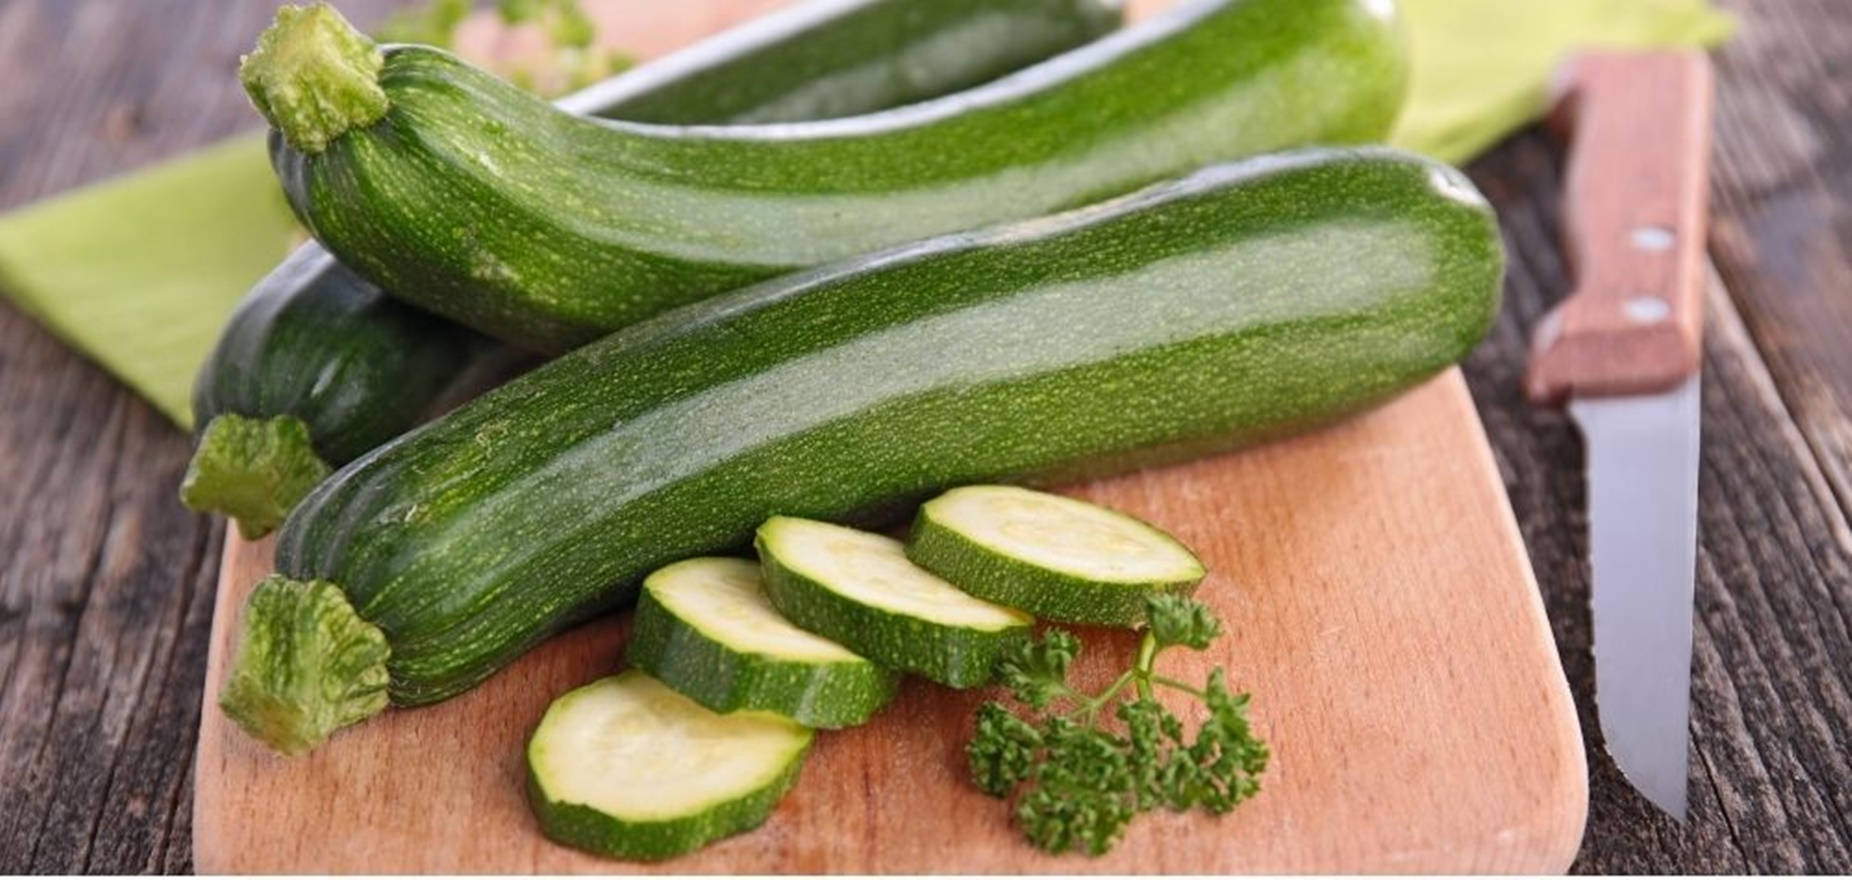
[
  {"xmin": 194, "ymin": 373, "xmax": 1586, "ymax": 874},
  {"xmin": 2, "ymin": 0, "xmax": 1850, "ymax": 874}
]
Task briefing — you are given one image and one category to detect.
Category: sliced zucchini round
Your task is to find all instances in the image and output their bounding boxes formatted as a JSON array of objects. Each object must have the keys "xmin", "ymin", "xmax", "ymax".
[
  {"xmin": 755, "ymin": 516, "xmax": 1032, "ymax": 688},
  {"xmin": 627, "ymin": 557, "xmax": 898, "ymax": 729},
  {"xmin": 526, "ymin": 671, "xmax": 812, "ymax": 862},
  {"xmin": 906, "ymin": 485, "xmax": 1206, "ymax": 627}
]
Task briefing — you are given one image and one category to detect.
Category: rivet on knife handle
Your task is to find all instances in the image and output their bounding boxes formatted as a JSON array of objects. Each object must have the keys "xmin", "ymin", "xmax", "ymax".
[{"xmin": 1525, "ymin": 51, "xmax": 1714, "ymax": 405}]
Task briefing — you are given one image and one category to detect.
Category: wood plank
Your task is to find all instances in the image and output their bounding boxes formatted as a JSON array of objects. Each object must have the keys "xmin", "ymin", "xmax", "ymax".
[
  {"xmin": 1462, "ymin": 129, "xmax": 1852, "ymax": 873},
  {"xmin": 0, "ymin": 0, "xmax": 401, "ymax": 873},
  {"xmin": 194, "ymin": 370, "xmax": 1587, "ymax": 874},
  {"xmin": 1707, "ymin": 0, "xmax": 1852, "ymax": 518}
]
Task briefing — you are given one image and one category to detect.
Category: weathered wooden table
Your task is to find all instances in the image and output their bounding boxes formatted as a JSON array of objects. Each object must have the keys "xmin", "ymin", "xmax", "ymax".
[{"xmin": 1, "ymin": 0, "xmax": 1847, "ymax": 873}]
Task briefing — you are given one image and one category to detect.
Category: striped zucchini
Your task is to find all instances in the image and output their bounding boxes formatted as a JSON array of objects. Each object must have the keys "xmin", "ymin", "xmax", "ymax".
[
  {"xmin": 244, "ymin": 0, "xmax": 1410, "ymax": 352},
  {"xmin": 224, "ymin": 147, "xmax": 1503, "ymax": 754},
  {"xmin": 185, "ymin": 0, "xmax": 1119, "ymax": 537}
]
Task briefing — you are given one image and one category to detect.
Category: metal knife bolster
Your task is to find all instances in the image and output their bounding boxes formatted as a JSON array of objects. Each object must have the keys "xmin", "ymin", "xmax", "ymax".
[{"xmin": 1526, "ymin": 51, "xmax": 1715, "ymax": 821}]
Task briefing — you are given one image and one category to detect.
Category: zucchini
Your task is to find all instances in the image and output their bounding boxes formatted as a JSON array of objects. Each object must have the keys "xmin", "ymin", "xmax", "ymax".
[
  {"xmin": 568, "ymin": 0, "xmax": 1122, "ymax": 125},
  {"xmin": 906, "ymin": 486, "xmax": 1205, "ymax": 626},
  {"xmin": 229, "ymin": 146, "xmax": 1502, "ymax": 754},
  {"xmin": 183, "ymin": 251, "xmax": 503, "ymax": 538},
  {"xmin": 245, "ymin": 0, "xmax": 1409, "ymax": 352},
  {"xmin": 757, "ymin": 517, "xmax": 1032, "ymax": 688},
  {"xmin": 187, "ymin": 0, "xmax": 1115, "ymax": 536},
  {"xmin": 627, "ymin": 557, "xmax": 898, "ymax": 728},
  {"xmin": 527, "ymin": 671, "xmax": 812, "ymax": 861}
]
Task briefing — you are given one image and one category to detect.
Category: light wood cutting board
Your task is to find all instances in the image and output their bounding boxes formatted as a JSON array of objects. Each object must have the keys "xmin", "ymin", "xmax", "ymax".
[
  {"xmin": 193, "ymin": 369, "xmax": 1587, "ymax": 874},
  {"xmin": 192, "ymin": 1, "xmax": 1587, "ymax": 872}
]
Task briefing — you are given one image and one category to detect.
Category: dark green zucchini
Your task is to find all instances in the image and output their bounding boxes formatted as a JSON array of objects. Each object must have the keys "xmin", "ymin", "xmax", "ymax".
[
  {"xmin": 185, "ymin": 0, "xmax": 1119, "ymax": 537},
  {"xmin": 223, "ymin": 146, "xmax": 1503, "ymax": 754},
  {"xmin": 246, "ymin": 0, "xmax": 1410, "ymax": 352},
  {"xmin": 182, "ymin": 252, "xmax": 505, "ymax": 539},
  {"xmin": 566, "ymin": 0, "xmax": 1123, "ymax": 124}
]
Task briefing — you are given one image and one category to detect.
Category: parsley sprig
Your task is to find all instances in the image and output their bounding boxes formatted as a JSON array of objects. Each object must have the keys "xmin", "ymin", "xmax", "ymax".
[{"xmin": 968, "ymin": 595, "xmax": 1270, "ymax": 856}]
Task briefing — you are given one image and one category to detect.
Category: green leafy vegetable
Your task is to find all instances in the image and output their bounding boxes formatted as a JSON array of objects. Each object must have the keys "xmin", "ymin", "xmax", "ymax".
[
  {"xmin": 968, "ymin": 595, "xmax": 1270, "ymax": 856},
  {"xmin": 376, "ymin": 0, "xmax": 471, "ymax": 47},
  {"xmin": 376, "ymin": 0, "xmax": 629, "ymax": 96}
]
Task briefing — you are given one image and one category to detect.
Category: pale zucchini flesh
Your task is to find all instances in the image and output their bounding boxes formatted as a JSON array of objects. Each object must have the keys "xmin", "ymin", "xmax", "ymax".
[
  {"xmin": 907, "ymin": 485, "xmax": 1205, "ymax": 626},
  {"xmin": 527, "ymin": 671, "xmax": 812, "ymax": 861},
  {"xmin": 627, "ymin": 557, "xmax": 898, "ymax": 728},
  {"xmin": 756, "ymin": 516, "xmax": 1031, "ymax": 688}
]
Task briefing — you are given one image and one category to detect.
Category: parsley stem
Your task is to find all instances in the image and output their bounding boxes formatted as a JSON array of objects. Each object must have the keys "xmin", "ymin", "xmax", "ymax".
[
  {"xmin": 1149, "ymin": 675, "xmax": 1206, "ymax": 698},
  {"xmin": 1065, "ymin": 668, "xmax": 1138, "ymax": 722},
  {"xmin": 1133, "ymin": 633, "xmax": 1159, "ymax": 701}
]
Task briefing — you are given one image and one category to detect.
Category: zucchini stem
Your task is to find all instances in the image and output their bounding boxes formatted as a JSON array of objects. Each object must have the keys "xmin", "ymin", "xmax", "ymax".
[
  {"xmin": 180, "ymin": 414, "xmax": 332, "ymax": 539},
  {"xmin": 240, "ymin": 2, "xmax": 389, "ymax": 154},
  {"xmin": 219, "ymin": 576, "xmax": 391, "ymax": 756}
]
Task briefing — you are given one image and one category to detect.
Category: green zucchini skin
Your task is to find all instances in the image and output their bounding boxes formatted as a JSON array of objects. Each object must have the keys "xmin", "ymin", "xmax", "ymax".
[
  {"xmin": 271, "ymin": 147, "xmax": 1502, "ymax": 715},
  {"xmin": 527, "ymin": 747, "xmax": 807, "ymax": 863},
  {"xmin": 190, "ymin": 249, "xmax": 492, "ymax": 465},
  {"xmin": 264, "ymin": 0, "xmax": 1410, "ymax": 352},
  {"xmin": 188, "ymin": 0, "xmax": 1113, "ymax": 536},
  {"xmin": 626, "ymin": 558, "xmax": 899, "ymax": 728}
]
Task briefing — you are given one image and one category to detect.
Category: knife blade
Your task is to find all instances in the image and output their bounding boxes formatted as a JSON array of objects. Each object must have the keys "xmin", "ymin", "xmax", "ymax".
[{"xmin": 1526, "ymin": 51, "xmax": 1715, "ymax": 820}]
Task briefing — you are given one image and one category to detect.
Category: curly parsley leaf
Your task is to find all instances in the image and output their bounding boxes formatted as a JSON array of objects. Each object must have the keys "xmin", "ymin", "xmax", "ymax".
[
  {"xmin": 966, "ymin": 595, "xmax": 1269, "ymax": 856},
  {"xmin": 997, "ymin": 628, "xmax": 1079, "ymax": 710}
]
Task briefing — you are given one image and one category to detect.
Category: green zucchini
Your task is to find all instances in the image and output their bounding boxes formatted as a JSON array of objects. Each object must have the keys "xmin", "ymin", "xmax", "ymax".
[
  {"xmin": 186, "ymin": 0, "xmax": 1117, "ymax": 537},
  {"xmin": 906, "ymin": 486, "xmax": 1205, "ymax": 626},
  {"xmin": 527, "ymin": 671, "xmax": 812, "ymax": 861},
  {"xmin": 183, "ymin": 252, "xmax": 506, "ymax": 538},
  {"xmin": 246, "ymin": 0, "xmax": 1409, "ymax": 352},
  {"xmin": 757, "ymin": 517, "xmax": 1032, "ymax": 688},
  {"xmin": 229, "ymin": 146, "xmax": 1502, "ymax": 755},
  {"xmin": 626, "ymin": 557, "xmax": 898, "ymax": 728},
  {"xmin": 570, "ymin": 0, "xmax": 1122, "ymax": 125}
]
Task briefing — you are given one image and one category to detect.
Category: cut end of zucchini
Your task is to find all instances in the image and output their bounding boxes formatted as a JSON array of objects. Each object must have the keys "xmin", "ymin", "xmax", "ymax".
[
  {"xmin": 180, "ymin": 414, "xmax": 332, "ymax": 539},
  {"xmin": 218, "ymin": 575, "xmax": 390, "ymax": 756},
  {"xmin": 241, "ymin": 2, "xmax": 388, "ymax": 154},
  {"xmin": 528, "ymin": 671, "xmax": 812, "ymax": 861},
  {"xmin": 908, "ymin": 486, "xmax": 1206, "ymax": 627},
  {"xmin": 757, "ymin": 517, "xmax": 1032, "ymax": 688},
  {"xmin": 645, "ymin": 558, "xmax": 861, "ymax": 664},
  {"xmin": 760, "ymin": 517, "xmax": 1030, "ymax": 632},
  {"xmin": 630, "ymin": 558, "xmax": 897, "ymax": 728}
]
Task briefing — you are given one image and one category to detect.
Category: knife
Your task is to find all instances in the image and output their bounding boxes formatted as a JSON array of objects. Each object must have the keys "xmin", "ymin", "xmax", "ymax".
[{"xmin": 1526, "ymin": 50, "xmax": 1714, "ymax": 821}]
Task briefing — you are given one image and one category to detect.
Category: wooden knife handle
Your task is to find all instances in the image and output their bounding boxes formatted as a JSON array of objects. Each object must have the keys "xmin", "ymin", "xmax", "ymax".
[{"xmin": 1525, "ymin": 51, "xmax": 1714, "ymax": 405}]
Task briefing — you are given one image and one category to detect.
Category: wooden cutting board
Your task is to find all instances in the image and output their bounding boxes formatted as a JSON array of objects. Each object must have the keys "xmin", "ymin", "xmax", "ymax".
[
  {"xmin": 193, "ymin": 368, "xmax": 1587, "ymax": 874},
  {"xmin": 192, "ymin": 1, "xmax": 1585, "ymax": 872}
]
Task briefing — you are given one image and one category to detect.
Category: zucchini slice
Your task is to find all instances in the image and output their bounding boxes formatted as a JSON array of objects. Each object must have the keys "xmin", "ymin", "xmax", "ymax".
[
  {"xmin": 756, "ymin": 517, "xmax": 1032, "ymax": 688},
  {"xmin": 527, "ymin": 671, "xmax": 812, "ymax": 862},
  {"xmin": 907, "ymin": 485, "xmax": 1206, "ymax": 627},
  {"xmin": 628, "ymin": 557, "xmax": 898, "ymax": 728}
]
